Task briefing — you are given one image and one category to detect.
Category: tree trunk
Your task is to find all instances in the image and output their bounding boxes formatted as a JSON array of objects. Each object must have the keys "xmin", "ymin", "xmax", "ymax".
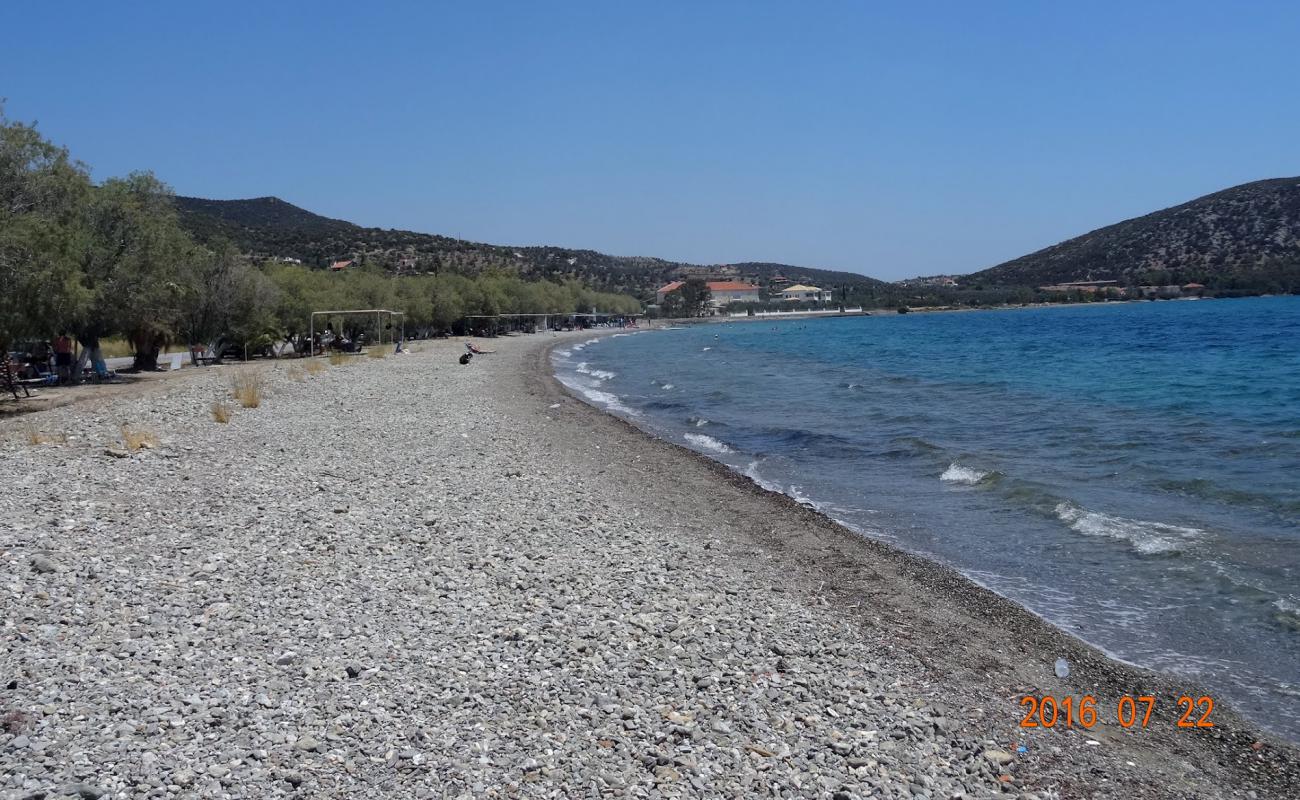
[{"xmin": 131, "ymin": 331, "xmax": 163, "ymax": 371}]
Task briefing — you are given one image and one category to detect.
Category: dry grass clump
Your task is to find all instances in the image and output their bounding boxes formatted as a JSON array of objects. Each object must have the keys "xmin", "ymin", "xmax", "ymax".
[
  {"xmin": 304, "ymin": 359, "xmax": 326, "ymax": 375},
  {"xmin": 23, "ymin": 424, "xmax": 67, "ymax": 445},
  {"xmin": 286, "ymin": 366, "xmax": 305, "ymax": 382},
  {"xmin": 211, "ymin": 402, "xmax": 232, "ymax": 423},
  {"xmin": 328, "ymin": 352, "xmax": 349, "ymax": 367},
  {"xmin": 120, "ymin": 424, "xmax": 159, "ymax": 451},
  {"xmin": 367, "ymin": 347, "xmax": 387, "ymax": 360},
  {"xmin": 230, "ymin": 371, "xmax": 265, "ymax": 408}
]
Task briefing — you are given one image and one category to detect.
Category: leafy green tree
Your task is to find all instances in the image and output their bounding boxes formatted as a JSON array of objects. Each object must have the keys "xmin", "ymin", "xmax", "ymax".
[
  {"xmin": 75, "ymin": 172, "xmax": 192, "ymax": 369},
  {"xmin": 0, "ymin": 106, "xmax": 91, "ymax": 353},
  {"xmin": 679, "ymin": 278, "xmax": 711, "ymax": 317}
]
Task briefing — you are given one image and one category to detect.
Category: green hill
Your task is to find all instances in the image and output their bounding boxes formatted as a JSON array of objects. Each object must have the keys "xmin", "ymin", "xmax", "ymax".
[
  {"xmin": 966, "ymin": 177, "xmax": 1300, "ymax": 292},
  {"xmin": 174, "ymin": 196, "xmax": 885, "ymax": 299}
]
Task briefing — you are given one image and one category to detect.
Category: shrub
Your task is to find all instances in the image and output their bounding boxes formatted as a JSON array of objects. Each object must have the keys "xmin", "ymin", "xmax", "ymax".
[
  {"xmin": 211, "ymin": 402, "xmax": 232, "ymax": 423},
  {"xmin": 230, "ymin": 371, "xmax": 264, "ymax": 408},
  {"xmin": 23, "ymin": 424, "xmax": 66, "ymax": 445},
  {"xmin": 120, "ymin": 424, "xmax": 159, "ymax": 451}
]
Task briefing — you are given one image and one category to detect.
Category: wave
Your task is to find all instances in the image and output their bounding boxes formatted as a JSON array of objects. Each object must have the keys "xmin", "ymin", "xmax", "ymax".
[
  {"xmin": 743, "ymin": 459, "xmax": 784, "ymax": 493},
  {"xmin": 702, "ymin": 346, "xmax": 712, "ymax": 351},
  {"xmin": 556, "ymin": 375, "xmax": 638, "ymax": 416},
  {"xmin": 684, "ymin": 433, "xmax": 732, "ymax": 454},
  {"xmin": 661, "ymin": 383, "xmax": 675, "ymax": 390},
  {"xmin": 1054, "ymin": 502, "xmax": 1206, "ymax": 555},
  {"xmin": 688, "ymin": 416, "xmax": 709, "ymax": 427},
  {"xmin": 940, "ymin": 463, "xmax": 994, "ymax": 485},
  {"xmin": 575, "ymin": 362, "xmax": 617, "ymax": 381},
  {"xmin": 787, "ymin": 484, "xmax": 817, "ymax": 507}
]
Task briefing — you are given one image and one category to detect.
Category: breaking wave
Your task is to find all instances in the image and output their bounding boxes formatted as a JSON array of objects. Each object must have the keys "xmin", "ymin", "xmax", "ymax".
[
  {"xmin": 940, "ymin": 463, "xmax": 993, "ymax": 485},
  {"xmin": 575, "ymin": 362, "xmax": 617, "ymax": 381},
  {"xmin": 1054, "ymin": 502, "xmax": 1206, "ymax": 555},
  {"xmin": 743, "ymin": 459, "xmax": 784, "ymax": 492},
  {"xmin": 684, "ymin": 433, "xmax": 731, "ymax": 454},
  {"xmin": 555, "ymin": 375, "xmax": 638, "ymax": 417}
]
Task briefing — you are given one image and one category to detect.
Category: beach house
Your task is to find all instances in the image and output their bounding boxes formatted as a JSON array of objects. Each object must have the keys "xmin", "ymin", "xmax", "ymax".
[
  {"xmin": 779, "ymin": 284, "xmax": 834, "ymax": 303},
  {"xmin": 656, "ymin": 280, "xmax": 762, "ymax": 308}
]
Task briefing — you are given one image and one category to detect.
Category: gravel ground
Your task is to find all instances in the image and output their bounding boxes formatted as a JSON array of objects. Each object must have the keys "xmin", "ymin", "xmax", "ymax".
[{"xmin": 1, "ymin": 333, "xmax": 1296, "ymax": 799}]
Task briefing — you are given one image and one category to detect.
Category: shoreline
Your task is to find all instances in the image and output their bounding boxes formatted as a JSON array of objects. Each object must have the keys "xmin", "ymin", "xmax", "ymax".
[
  {"xmin": 1, "ymin": 332, "xmax": 1296, "ymax": 798},
  {"xmin": 540, "ymin": 330, "xmax": 1300, "ymax": 793}
]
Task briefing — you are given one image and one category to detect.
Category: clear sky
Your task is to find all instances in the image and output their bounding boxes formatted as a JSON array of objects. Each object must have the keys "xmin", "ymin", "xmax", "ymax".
[{"xmin": 5, "ymin": 1, "xmax": 1298, "ymax": 280}]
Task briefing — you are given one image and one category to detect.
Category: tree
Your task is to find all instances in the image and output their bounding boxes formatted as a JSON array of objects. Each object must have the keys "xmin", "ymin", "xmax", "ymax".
[
  {"xmin": 0, "ymin": 106, "xmax": 92, "ymax": 354},
  {"xmin": 678, "ymin": 278, "xmax": 711, "ymax": 317},
  {"xmin": 76, "ymin": 172, "xmax": 192, "ymax": 370}
]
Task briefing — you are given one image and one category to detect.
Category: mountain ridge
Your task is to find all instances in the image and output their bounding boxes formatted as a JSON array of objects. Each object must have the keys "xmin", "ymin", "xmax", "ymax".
[
  {"xmin": 173, "ymin": 195, "xmax": 886, "ymax": 297},
  {"xmin": 965, "ymin": 176, "xmax": 1300, "ymax": 291}
]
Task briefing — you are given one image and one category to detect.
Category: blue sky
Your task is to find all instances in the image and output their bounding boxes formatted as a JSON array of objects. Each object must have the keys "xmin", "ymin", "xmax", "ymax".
[{"xmin": 5, "ymin": 1, "xmax": 1298, "ymax": 279}]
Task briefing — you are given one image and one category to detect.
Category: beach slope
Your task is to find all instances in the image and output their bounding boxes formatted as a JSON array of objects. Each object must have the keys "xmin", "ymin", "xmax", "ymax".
[{"xmin": 0, "ymin": 334, "xmax": 1295, "ymax": 799}]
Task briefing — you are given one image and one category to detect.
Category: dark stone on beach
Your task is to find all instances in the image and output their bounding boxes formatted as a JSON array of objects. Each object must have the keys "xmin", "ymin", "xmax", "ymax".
[
  {"xmin": 31, "ymin": 555, "xmax": 57, "ymax": 574},
  {"xmin": 345, "ymin": 663, "xmax": 364, "ymax": 679}
]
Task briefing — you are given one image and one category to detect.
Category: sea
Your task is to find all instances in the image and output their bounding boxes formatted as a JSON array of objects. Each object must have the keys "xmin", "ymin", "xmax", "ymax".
[{"xmin": 553, "ymin": 296, "xmax": 1300, "ymax": 741}]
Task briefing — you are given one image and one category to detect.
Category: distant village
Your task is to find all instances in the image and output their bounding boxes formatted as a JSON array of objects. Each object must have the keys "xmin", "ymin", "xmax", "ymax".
[{"xmin": 653, "ymin": 272, "xmax": 838, "ymax": 316}]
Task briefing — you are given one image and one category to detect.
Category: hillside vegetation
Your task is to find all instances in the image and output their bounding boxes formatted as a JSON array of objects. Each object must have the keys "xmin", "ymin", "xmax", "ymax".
[
  {"xmin": 174, "ymin": 196, "xmax": 886, "ymax": 299},
  {"xmin": 968, "ymin": 177, "xmax": 1300, "ymax": 293}
]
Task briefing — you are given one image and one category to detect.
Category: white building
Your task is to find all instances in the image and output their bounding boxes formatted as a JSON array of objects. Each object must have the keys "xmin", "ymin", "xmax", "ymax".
[{"xmin": 779, "ymin": 284, "xmax": 834, "ymax": 302}]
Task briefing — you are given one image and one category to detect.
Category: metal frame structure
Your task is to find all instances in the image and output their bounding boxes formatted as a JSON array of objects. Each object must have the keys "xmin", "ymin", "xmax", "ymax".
[{"xmin": 309, "ymin": 309, "xmax": 405, "ymax": 356}]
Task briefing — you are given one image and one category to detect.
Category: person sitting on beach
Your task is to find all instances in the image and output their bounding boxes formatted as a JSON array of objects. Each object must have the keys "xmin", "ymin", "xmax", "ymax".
[{"xmin": 465, "ymin": 342, "xmax": 495, "ymax": 355}]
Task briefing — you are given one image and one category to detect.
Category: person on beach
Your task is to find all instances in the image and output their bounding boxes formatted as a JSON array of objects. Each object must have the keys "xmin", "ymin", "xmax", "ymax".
[
  {"xmin": 53, "ymin": 332, "xmax": 73, "ymax": 382},
  {"xmin": 465, "ymin": 342, "xmax": 495, "ymax": 355}
]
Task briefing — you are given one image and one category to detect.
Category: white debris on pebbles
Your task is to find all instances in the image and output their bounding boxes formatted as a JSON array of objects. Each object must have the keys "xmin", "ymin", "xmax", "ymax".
[{"xmin": 0, "ymin": 336, "xmax": 1291, "ymax": 799}]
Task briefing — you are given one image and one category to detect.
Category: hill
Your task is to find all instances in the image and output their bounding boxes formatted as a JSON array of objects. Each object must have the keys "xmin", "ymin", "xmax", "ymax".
[
  {"xmin": 967, "ymin": 177, "xmax": 1300, "ymax": 292},
  {"xmin": 173, "ymin": 196, "xmax": 885, "ymax": 298}
]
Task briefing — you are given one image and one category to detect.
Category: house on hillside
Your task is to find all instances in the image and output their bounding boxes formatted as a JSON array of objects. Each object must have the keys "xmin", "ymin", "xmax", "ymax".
[
  {"xmin": 779, "ymin": 284, "xmax": 834, "ymax": 302},
  {"xmin": 329, "ymin": 259, "xmax": 354, "ymax": 272}
]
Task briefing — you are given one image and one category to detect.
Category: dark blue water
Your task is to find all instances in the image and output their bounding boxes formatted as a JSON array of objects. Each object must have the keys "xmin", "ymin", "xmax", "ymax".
[{"xmin": 554, "ymin": 297, "xmax": 1300, "ymax": 741}]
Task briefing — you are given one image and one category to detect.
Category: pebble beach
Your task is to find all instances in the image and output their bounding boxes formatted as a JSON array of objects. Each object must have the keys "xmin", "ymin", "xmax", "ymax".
[{"xmin": 2, "ymin": 332, "xmax": 1297, "ymax": 799}]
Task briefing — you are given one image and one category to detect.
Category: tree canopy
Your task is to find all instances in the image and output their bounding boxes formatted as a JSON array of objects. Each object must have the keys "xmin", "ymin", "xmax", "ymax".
[{"xmin": 0, "ymin": 107, "xmax": 643, "ymax": 367}]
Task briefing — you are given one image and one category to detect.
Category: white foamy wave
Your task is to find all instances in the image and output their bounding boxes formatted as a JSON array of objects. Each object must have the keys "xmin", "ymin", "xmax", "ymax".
[
  {"xmin": 661, "ymin": 383, "xmax": 674, "ymax": 390},
  {"xmin": 1054, "ymin": 502, "xmax": 1205, "ymax": 555},
  {"xmin": 684, "ymin": 433, "xmax": 731, "ymax": 453},
  {"xmin": 787, "ymin": 485, "xmax": 823, "ymax": 509},
  {"xmin": 575, "ymin": 362, "xmax": 616, "ymax": 381},
  {"xmin": 690, "ymin": 417, "xmax": 709, "ymax": 427},
  {"xmin": 702, "ymin": 346, "xmax": 712, "ymax": 351},
  {"xmin": 940, "ymin": 463, "xmax": 991, "ymax": 485},
  {"xmin": 1274, "ymin": 597, "xmax": 1300, "ymax": 614},
  {"xmin": 556, "ymin": 375, "xmax": 638, "ymax": 416},
  {"xmin": 743, "ymin": 460, "xmax": 783, "ymax": 492},
  {"xmin": 555, "ymin": 349, "xmax": 572, "ymax": 358}
]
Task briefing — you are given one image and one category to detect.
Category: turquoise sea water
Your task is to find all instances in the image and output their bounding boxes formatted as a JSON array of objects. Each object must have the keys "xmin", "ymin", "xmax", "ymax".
[{"xmin": 553, "ymin": 297, "xmax": 1300, "ymax": 741}]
